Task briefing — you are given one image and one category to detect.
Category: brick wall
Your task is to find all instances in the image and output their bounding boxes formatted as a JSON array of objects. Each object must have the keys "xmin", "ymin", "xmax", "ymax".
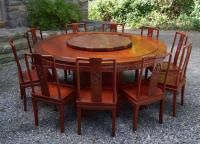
[{"xmin": 1, "ymin": 0, "xmax": 88, "ymax": 28}]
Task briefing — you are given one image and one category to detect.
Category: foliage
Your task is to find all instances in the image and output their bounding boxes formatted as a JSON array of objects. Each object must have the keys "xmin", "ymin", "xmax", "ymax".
[
  {"xmin": 89, "ymin": 0, "xmax": 200, "ymax": 31},
  {"xmin": 27, "ymin": 0, "xmax": 82, "ymax": 30}
]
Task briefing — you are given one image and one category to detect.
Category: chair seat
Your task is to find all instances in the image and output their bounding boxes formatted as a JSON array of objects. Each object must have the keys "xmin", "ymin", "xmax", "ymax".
[
  {"xmin": 20, "ymin": 69, "xmax": 39, "ymax": 84},
  {"xmin": 77, "ymin": 88, "xmax": 115, "ymax": 104},
  {"xmin": 33, "ymin": 82, "xmax": 75, "ymax": 100},
  {"xmin": 121, "ymin": 81, "xmax": 164, "ymax": 103},
  {"xmin": 161, "ymin": 62, "xmax": 179, "ymax": 71},
  {"xmin": 159, "ymin": 71, "xmax": 186, "ymax": 88}
]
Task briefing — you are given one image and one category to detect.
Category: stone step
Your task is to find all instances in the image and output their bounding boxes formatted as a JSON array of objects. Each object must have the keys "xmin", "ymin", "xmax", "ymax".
[
  {"xmin": 0, "ymin": 27, "xmax": 26, "ymax": 42},
  {"xmin": 0, "ymin": 38, "xmax": 28, "ymax": 54},
  {"xmin": 0, "ymin": 49, "xmax": 28, "ymax": 64}
]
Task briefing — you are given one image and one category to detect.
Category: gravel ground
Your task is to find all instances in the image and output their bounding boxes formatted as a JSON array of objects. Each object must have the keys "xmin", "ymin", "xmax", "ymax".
[{"xmin": 0, "ymin": 30, "xmax": 200, "ymax": 144}]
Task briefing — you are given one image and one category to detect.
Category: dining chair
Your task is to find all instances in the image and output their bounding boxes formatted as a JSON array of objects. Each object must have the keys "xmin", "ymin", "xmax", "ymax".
[
  {"xmin": 64, "ymin": 23, "xmax": 87, "ymax": 80},
  {"xmin": 140, "ymin": 26, "xmax": 159, "ymax": 40},
  {"xmin": 144, "ymin": 31, "xmax": 188, "ymax": 80},
  {"xmin": 64, "ymin": 23, "xmax": 87, "ymax": 34},
  {"xmin": 163, "ymin": 32, "xmax": 188, "ymax": 71},
  {"xmin": 76, "ymin": 58, "xmax": 117, "ymax": 137},
  {"xmin": 9, "ymin": 39, "xmax": 40, "ymax": 111},
  {"xmin": 140, "ymin": 26, "xmax": 160, "ymax": 79},
  {"xmin": 150, "ymin": 32, "xmax": 188, "ymax": 75},
  {"xmin": 159, "ymin": 43, "xmax": 192, "ymax": 117},
  {"xmin": 102, "ymin": 22, "xmax": 125, "ymax": 32},
  {"xmin": 120, "ymin": 54, "xmax": 171, "ymax": 130},
  {"xmin": 25, "ymin": 28, "xmax": 43, "ymax": 53},
  {"xmin": 25, "ymin": 54, "xmax": 76, "ymax": 132}
]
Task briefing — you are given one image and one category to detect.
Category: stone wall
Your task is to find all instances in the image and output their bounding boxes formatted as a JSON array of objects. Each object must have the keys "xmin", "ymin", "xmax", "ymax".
[{"xmin": 1, "ymin": 0, "xmax": 88, "ymax": 28}]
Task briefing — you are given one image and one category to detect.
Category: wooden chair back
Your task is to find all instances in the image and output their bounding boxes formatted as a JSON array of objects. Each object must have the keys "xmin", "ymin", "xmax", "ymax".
[
  {"xmin": 176, "ymin": 43, "xmax": 192, "ymax": 84},
  {"xmin": 76, "ymin": 58, "xmax": 117, "ymax": 103},
  {"xmin": 171, "ymin": 32, "xmax": 188, "ymax": 66},
  {"xmin": 65, "ymin": 23, "xmax": 87, "ymax": 34},
  {"xmin": 9, "ymin": 38, "xmax": 24, "ymax": 83},
  {"xmin": 102, "ymin": 23, "xmax": 124, "ymax": 32},
  {"xmin": 136, "ymin": 54, "xmax": 171, "ymax": 98},
  {"xmin": 25, "ymin": 54, "xmax": 73, "ymax": 99},
  {"xmin": 25, "ymin": 28, "xmax": 43, "ymax": 53},
  {"xmin": 140, "ymin": 26, "xmax": 159, "ymax": 39}
]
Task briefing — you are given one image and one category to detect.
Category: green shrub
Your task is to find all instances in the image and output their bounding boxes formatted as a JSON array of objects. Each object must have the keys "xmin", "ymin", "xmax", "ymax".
[
  {"xmin": 89, "ymin": 0, "xmax": 200, "ymax": 31},
  {"xmin": 89, "ymin": 0, "xmax": 117, "ymax": 21},
  {"xmin": 27, "ymin": 0, "xmax": 82, "ymax": 30}
]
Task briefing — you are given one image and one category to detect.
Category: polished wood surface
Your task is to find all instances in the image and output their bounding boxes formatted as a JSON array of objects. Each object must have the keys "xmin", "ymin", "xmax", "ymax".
[
  {"xmin": 35, "ymin": 32, "xmax": 167, "ymax": 65},
  {"xmin": 67, "ymin": 33, "xmax": 132, "ymax": 51}
]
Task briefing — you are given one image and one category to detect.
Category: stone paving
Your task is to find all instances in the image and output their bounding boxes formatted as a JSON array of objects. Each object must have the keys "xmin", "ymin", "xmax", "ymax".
[{"xmin": 0, "ymin": 30, "xmax": 200, "ymax": 144}]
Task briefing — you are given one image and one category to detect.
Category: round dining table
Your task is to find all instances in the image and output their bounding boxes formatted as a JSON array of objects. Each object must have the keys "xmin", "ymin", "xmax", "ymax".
[{"xmin": 34, "ymin": 32, "xmax": 167, "ymax": 71}]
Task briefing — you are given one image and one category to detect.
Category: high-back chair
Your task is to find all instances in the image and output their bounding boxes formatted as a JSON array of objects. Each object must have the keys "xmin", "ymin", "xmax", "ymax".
[
  {"xmin": 9, "ymin": 39, "xmax": 39, "ymax": 111},
  {"xmin": 65, "ymin": 23, "xmax": 87, "ymax": 34},
  {"xmin": 64, "ymin": 23, "xmax": 87, "ymax": 79},
  {"xmin": 159, "ymin": 43, "xmax": 192, "ymax": 117},
  {"xmin": 102, "ymin": 23, "xmax": 125, "ymax": 32},
  {"xmin": 120, "ymin": 54, "xmax": 171, "ymax": 130},
  {"xmin": 76, "ymin": 58, "xmax": 117, "ymax": 137},
  {"xmin": 137, "ymin": 26, "xmax": 160, "ymax": 79},
  {"xmin": 140, "ymin": 26, "xmax": 159, "ymax": 39},
  {"xmin": 25, "ymin": 28, "xmax": 43, "ymax": 53},
  {"xmin": 170, "ymin": 32, "xmax": 188, "ymax": 67},
  {"xmin": 25, "ymin": 54, "xmax": 75, "ymax": 132}
]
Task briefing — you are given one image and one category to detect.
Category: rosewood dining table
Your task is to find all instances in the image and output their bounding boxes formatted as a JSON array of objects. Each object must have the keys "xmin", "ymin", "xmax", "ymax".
[
  {"xmin": 34, "ymin": 32, "xmax": 167, "ymax": 86},
  {"xmin": 34, "ymin": 32, "xmax": 167, "ymax": 71}
]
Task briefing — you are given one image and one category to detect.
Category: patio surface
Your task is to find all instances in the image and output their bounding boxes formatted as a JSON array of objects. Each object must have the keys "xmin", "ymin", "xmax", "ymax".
[{"xmin": 0, "ymin": 30, "xmax": 200, "ymax": 144}]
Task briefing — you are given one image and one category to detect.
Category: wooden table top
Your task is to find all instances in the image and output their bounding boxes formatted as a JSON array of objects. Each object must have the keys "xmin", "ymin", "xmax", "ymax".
[{"xmin": 35, "ymin": 32, "xmax": 167, "ymax": 63}]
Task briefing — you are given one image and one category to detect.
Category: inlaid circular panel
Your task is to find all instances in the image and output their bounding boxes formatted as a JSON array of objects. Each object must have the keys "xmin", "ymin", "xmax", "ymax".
[{"xmin": 67, "ymin": 33, "xmax": 132, "ymax": 51}]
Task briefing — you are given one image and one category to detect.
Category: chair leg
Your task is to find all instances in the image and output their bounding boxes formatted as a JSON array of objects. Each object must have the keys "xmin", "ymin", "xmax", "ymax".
[
  {"xmin": 77, "ymin": 107, "xmax": 81, "ymax": 135},
  {"xmin": 116, "ymin": 97, "xmax": 121, "ymax": 117},
  {"xmin": 32, "ymin": 99, "xmax": 38, "ymax": 126},
  {"xmin": 181, "ymin": 84, "xmax": 185, "ymax": 106},
  {"xmin": 172, "ymin": 91, "xmax": 177, "ymax": 117},
  {"xmin": 59, "ymin": 105, "xmax": 65, "ymax": 133},
  {"xmin": 159, "ymin": 100, "xmax": 165, "ymax": 124},
  {"xmin": 20, "ymin": 87, "xmax": 27, "ymax": 111},
  {"xmin": 133, "ymin": 105, "xmax": 139, "ymax": 131},
  {"xmin": 112, "ymin": 108, "xmax": 116, "ymax": 137},
  {"xmin": 20, "ymin": 86, "xmax": 24, "ymax": 99},
  {"xmin": 135, "ymin": 70, "xmax": 138, "ymax": 81},
  {"xmin": 145, "ymin": 68, "xmax": 148, "ymax": 79},
  {"xmin": 64, "ymin": 70, "xmax": 68, "ymax": 80}
]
